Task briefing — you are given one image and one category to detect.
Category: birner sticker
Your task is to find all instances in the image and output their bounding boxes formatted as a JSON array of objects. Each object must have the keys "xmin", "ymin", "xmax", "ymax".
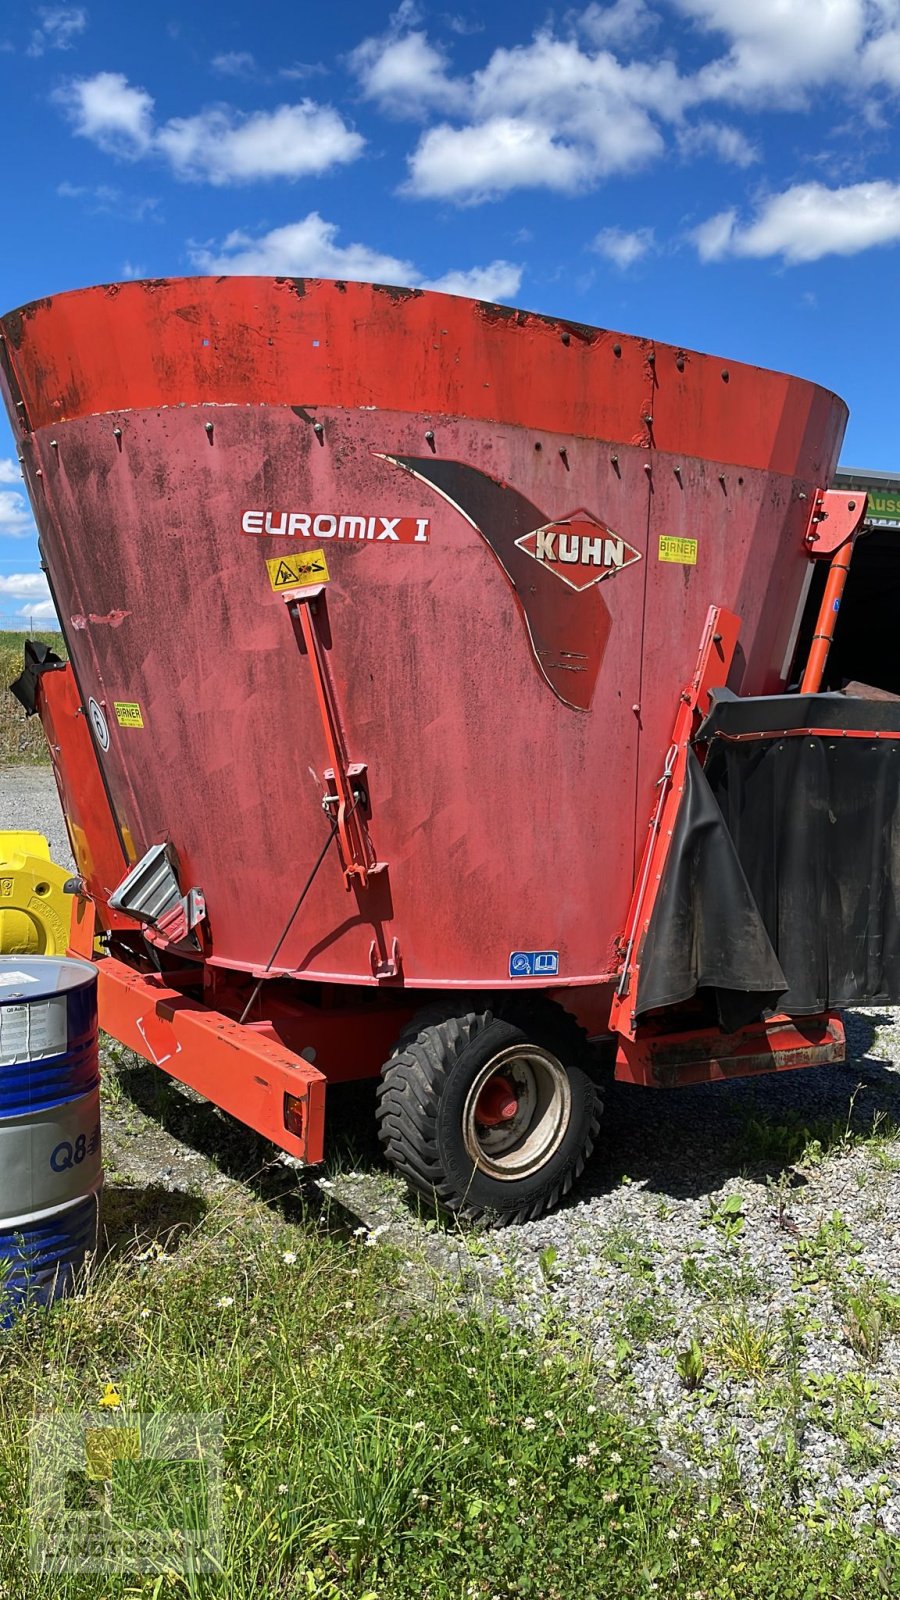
[
  {"xmin": 114, "ymin": 701, "xmax": 144, "ymax": 729},
  {"xmin": 243, "ymin": 510, "xmax": 430, "ymax": 543}
]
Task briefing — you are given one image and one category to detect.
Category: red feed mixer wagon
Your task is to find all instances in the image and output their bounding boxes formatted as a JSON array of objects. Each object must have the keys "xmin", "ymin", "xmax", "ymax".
[{"xmin": 3, "ymin": 276, "xmax": 900, "ymax": 1224}]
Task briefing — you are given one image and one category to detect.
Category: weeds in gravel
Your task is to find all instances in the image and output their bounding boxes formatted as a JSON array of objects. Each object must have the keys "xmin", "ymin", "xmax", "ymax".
[
  {"xmin": 681, "ymin": 1249, "xmax": 765, "ymax": 1304},
  {"xmin": 787, "ymin": 1209, "xmax": 863, "ymax": 1288},
  {"xmin": 600, "ymin": 1227, "xmax": 657, "ymax": 1281},
  {"xmin": 741, "ymin": 1086, "xmax": 900, "ymax": 1170},
  {"xmin": 802, "ymin": 1373, "xmax": 890, "ymax": 1472},
  {"xmin": 838, "ymin": 1277, "xmax": 900, "ymax": 1364},
  {"xmin": 713, "ymin": 1311, "xmax": 780, "ymax": 1381},
  {"xmin": 616, "ymin": 1290, "xmax": 675, "ymax": 1347},
  {"xmin": 704, "ymin": 1193, "xmax": 746, "ymax": 1244},
  {"xmin": 675, "ymin": 1337, "xmax": 708, "ymax": 1392}
]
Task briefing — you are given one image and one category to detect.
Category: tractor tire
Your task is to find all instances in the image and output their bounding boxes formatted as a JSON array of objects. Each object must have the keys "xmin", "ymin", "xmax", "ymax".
[{"xmin": 376, "ymin": 998, "xmax": 602, "ymax": 1225}]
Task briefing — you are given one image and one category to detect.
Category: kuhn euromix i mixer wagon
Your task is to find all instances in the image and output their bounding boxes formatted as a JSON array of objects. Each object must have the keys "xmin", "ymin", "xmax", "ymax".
[{"xmin": 3, "ymin": 275, "xmax": 900, "ymax": 1223}]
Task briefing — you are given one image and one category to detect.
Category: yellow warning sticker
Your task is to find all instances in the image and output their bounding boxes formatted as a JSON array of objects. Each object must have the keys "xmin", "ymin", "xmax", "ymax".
[
  {"xmin": 658, "ymin": 535, "xmax": 698, "ymax": 565},
  {"xmin": 114, "ymin": 701, "xmax": 144, "ymax": 729},
  {"xmin": 266, "ymin": 549, "xmax": 330, "ymax": 591}
]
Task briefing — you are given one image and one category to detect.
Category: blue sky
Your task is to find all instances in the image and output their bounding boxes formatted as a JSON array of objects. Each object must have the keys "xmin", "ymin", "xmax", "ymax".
[{"xmin": 2, "ymin": 0, "xmax": 900, "ymax": 624}]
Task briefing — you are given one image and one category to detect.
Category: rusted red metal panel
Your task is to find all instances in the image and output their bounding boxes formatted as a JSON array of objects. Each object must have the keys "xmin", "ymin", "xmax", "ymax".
[
  {"xmin": 0, "ymin": 277, "xmax": 849, "ymax": 1006},
  {"xmin": 1, "ymin": 279, "xmax": 844, "ymax": 481}
]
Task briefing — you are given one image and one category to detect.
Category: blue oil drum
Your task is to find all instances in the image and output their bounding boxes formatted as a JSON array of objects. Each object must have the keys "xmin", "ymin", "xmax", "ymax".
[{"xmin": 0, "ymin": 956, "xmax": 101, "ymax": 1322}]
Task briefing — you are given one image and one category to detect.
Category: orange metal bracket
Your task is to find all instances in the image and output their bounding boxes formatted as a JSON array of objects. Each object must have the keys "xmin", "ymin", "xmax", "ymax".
[
  {"xmin": 800, "ymin": 489, "xmax": 868, "ymax": 694},
  {"xmin": 609, "ymin": 605, "xmax": 741, "ymax": 1040}
]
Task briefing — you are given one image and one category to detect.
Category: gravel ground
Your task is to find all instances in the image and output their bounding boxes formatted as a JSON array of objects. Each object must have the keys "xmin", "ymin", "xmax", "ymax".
[
  {"xmin": 3, "ymin": 765, "xmax": 900, "ymax": 1532},
  {"xmin": 0, "ymin": 764, "xmax": 71, "ymax": 866}
]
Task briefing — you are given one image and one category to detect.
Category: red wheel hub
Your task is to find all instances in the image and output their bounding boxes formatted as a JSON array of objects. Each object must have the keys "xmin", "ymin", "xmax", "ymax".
[{"xmin": 474, "ymin": 1075, "xmax": 519, "ymax": 1127}]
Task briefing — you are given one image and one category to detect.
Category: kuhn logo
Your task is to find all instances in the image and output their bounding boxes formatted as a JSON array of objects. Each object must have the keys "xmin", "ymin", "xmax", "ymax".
[
  {"xmin": 242, "ymin": 510, "xmax": 430, "ymax": 543},
  {"xmin": 515, "ymin": 509, "xmax": 641, "ymax": 592}
]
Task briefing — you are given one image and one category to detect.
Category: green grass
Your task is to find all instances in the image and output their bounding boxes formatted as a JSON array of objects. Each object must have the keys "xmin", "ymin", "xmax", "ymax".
[
  {"xmin": 0, "ymin": 630, "xmax": 66, "ymax": 765},
  {"xmin": 1, "ymin": 1189, "xmax": 899, "ymax": 1598}
]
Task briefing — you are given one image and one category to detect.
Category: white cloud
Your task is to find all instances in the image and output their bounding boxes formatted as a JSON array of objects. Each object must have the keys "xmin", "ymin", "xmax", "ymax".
[
  {"xmin": 55, "ymin": 71, "xmax": 154, "ymax": 156},
  {"xmin": 188, "ymin": 212, "xmax": 522, "ymax": 302},
  {"xmin": 56, "ymin": 180, "xmax": 159, "ymax": 221},
  {"xmin": 579, "ymin": 0, "xmax": 660, "ymax": 48},
  {"xmin": 189, "ymin": 214, "xmax": 417, "ymax": 280},
  {"xmin": 425, "ymin": 259, "xmax": 522, "ymax": 298},
  {"xmin": 406, "ymin": 117, "xmax": 592, "ymax": 200},
  {"xmin": 55, "ymin": 73, "xmax": 363, "ymax": 183},
  {"xmin": 677, "ymin": 119, "xmax": 758, "ymax": 166},
  {"xmin": 394, "ymin": 28, "xmax": 680, "ymax": 200},
  {"xmin": 121, "ymin": 260, "xmax": 148, "ymax": 279},
  {"xmin": 350, "ymin": 26, "xmax": 466, "ymax": 115},
  {"xmin": 156, "ymin": 102, "xmax": 363, "ymax": 184},
  {"xmin": 211, "ymin": 51, "xmax": 257, "ymax": 77},
  {"xmin": 674, "ymin": 0, "xmax": 868, "ymax": 107},
  {"xmin": 20, "ymin": 599, "xmax": 58, "ymax": 621},
  {"xmin": 592, "ymin": 225, "xmax": 655, "ymax": 268},
  {"xmin": 0, "ymin": 573, "xmax": 51, "ymax": 599},
  {"xmin": 0, "ymin": 464, "xmax": 35, "ymax": 540},
  {"xmin": 356, "ymin": 5, "xmax": 900, "ymax": 209},
  {"xmin": 692, "ymin": 208, "xmax": 739, "ymax": 262},
  {"xmin": 27, "ymin": 6, "xmax": 86, "ymax": 57},
  {"xmin": 692, "ymin": 179, "xmax": 900, "ymax": 263}
]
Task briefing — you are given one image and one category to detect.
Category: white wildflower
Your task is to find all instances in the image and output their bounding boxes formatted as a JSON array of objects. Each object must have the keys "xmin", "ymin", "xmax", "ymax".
[
  {"xmin": 507, "ymin": 1478, "xmax": 518, "ymax": 1488},
  {"xmin": 318, "ymin": 1179, "xmax": 336, "ymax": 1191},
  {"xmin": 586, "ymin": 1403, "xmax": 597, "ymax": 1414},
  {"xmin": 277, "ymin": 1483, "xmax": 288, "ymax": 1495},
  {"xmin": 668, "ymin": 1528, "xmax": 679, "ymax": 1541},
  {"xmin": 282, "ymin": 1251, "xmax": 297, "ymax": 1265},
  {"xmin": 522, "ymin": 1417, "xmax": 537, "ymax": 1431},
  {"xmin": 216, "ymin": 1296, "xmax": 234, "ymax": 1308}
]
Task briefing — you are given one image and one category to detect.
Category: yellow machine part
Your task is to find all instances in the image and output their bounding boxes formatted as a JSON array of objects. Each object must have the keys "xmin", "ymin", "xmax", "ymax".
[{"xmin": 0, "ymin": 831, "xmax": 71, "ymax": 957}]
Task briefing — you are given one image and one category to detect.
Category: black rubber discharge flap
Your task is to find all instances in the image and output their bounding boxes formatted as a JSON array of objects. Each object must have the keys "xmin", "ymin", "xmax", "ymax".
[
  {"xmin": 634, "ymin": 690, "xmax": 900, "ymax": 1027},
  {"xmin": 9, "ymin": 639, "xmax": 66, "ymax": 715}
]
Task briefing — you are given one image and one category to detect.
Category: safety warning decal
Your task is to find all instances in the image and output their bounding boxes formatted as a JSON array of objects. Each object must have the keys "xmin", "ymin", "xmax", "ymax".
[
  {"xmin": 509, "ymin": 950, "xmax": 560, "ymax": 979},
  {"xmin": 266, "ymin": 549, "xmax": 330, "ymax": 592},
  {"xmin": 658, "ymin": 535, "xmax": 698, "ymax": 565},
  {"xmin": 114, "ymin": 701, "xmax": 144, "ymax": 729}
]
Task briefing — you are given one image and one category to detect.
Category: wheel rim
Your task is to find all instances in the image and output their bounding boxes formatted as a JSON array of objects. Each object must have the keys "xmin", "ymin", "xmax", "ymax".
[{"xmin": 462, "ymin": 1045, "xmax": 572, "ymax": 1181}]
